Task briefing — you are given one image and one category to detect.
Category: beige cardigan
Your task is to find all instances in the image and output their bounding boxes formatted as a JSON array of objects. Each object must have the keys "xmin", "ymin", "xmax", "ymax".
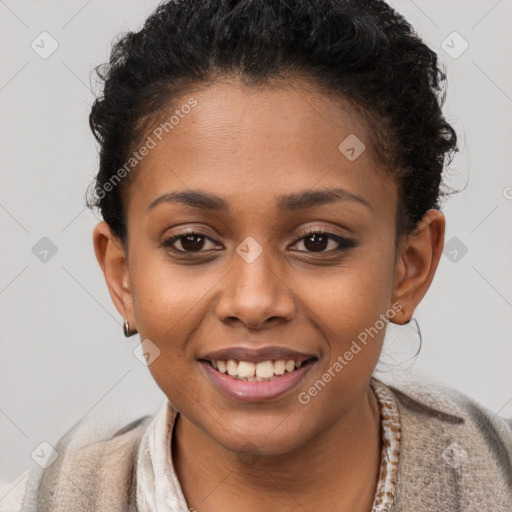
[{"xmin": 9, "ymin": 375, "xmax": 512, "ymax": 511}]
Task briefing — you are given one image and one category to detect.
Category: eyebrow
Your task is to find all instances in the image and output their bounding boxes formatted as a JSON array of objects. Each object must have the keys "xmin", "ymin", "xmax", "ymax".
[{"xmin": 147, "ymin": 187, "xmax": 373, "ymax": 213}]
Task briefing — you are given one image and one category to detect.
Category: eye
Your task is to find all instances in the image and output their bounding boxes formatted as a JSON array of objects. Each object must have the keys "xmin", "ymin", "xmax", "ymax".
[
  {"xmin": 290, "ymin": 229, "xmax": 356, "ymax": 253},
  {"xmin": 161, "ymin": 228, "xmax": 356, "ymax": 256},
  {"xmin": 161, "ymin": 232, "xmax": 222, "ymax": 253}
]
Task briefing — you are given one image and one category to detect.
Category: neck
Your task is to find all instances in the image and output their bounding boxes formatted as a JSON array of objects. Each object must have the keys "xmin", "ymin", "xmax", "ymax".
[{"xmin": 172, "ymin": 383, "xmax": 381, "ymax": 512}]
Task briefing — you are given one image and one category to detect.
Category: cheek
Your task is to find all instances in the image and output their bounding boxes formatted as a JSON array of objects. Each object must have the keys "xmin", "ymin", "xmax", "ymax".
[
  {"xmin": 129, "ymin": 247, "xmax": 213, "ymax": 337},
  {"xmin": 303, "ymin": 247, "xmax": 394, "ymax": 333},
  {"xmin": 128, "ymin": 254, "xmax": 210, "ymax": 402},
  {"xmin": 298, "ymin": 248, "xmax": 395, "ymax": 385},
  {"xmin": 292, "ymin": 269, "xmax": 390, "ymax": 418}
]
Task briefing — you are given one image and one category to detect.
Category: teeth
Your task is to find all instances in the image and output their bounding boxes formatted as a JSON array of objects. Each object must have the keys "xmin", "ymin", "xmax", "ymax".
[
  {"xmin": 211, "ymin": 358, "xmax": 310, "ymax": 380},
  {"xmin": 285, "ymin": 360, "xmax": 295, "ymax": 372},
  {"xmin": 226, "ymin": 359, "xmax": 238, "ymax": 376},
  {"xmin": 273, "ymin": 360, "xmax": 285, "ymax": 375},
  {"xmin": 256, "ymin": 361, "xmax": 274, "ymax": 378},
  {"xmin": 238, "ymin": 361, "xmax": 256, "ymax": 378}
]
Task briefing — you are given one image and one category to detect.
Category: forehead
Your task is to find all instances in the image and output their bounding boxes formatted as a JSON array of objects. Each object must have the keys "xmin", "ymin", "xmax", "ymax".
[{"xmin": 127, "ymin": 77, "xmax": 397, "ymax": 223}]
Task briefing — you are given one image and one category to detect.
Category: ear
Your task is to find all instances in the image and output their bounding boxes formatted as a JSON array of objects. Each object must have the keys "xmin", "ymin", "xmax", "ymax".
[
  {"xmin": 390, "ymin": 209, "xmax": 445, "ymax": 323},
  {"xmin": 92, "ymin": 221, "xmax": 136, "ymax": 330}
]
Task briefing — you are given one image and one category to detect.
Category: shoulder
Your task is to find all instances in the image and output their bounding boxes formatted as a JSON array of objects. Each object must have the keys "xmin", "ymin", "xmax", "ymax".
[
  {"xmin": 378, "ymin": 371, "xmax": 512, "ymax": 441},
  {"xmin": 375, "ymin": 371, "xmax": 512, "ymax": 511},
  {"xmin": 12, "ymin": 410, "xmax": 155, "ymax": 512}
]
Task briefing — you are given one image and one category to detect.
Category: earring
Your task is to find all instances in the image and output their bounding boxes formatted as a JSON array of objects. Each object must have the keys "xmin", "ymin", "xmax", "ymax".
[
  {"xmin": 123, "ymin": 318, "xmax": 138, "ymax": 337},
  {"xmin": 403, "ymin": 316, "xmax": 423, "ymax": 356}
]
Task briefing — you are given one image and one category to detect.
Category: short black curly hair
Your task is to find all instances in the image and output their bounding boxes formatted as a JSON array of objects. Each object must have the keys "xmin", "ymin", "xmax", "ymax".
[{"xmin": 86, "ymin": 0, "xmax": 458, "ymax": 249}]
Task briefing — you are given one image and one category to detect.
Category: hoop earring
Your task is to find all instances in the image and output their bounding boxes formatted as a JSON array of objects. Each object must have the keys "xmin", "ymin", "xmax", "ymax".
[
  {"xmin": 123, "ymin": 318, "xmax": 138, "ymax": 337},
  {"xmin": 407, "ymin": 317, "xmax": 423, "ymax": 357}
]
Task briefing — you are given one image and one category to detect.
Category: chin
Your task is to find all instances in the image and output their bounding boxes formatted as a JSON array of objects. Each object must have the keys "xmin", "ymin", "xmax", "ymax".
[{"xmin": 212, "ymin": 415, "xmax": 311, "ymax": 458}]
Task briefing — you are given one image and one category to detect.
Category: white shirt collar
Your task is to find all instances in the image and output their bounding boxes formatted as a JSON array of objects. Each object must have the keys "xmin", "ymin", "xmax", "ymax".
[{"xmin": 136, "ymin": 397, "xmax": 189, "ymax": 512}]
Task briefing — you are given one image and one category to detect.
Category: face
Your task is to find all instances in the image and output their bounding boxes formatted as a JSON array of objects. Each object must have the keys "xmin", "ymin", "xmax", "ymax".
[{"xmin": 94, "ymin": 77, "xmax": 444, "ymax": 456}]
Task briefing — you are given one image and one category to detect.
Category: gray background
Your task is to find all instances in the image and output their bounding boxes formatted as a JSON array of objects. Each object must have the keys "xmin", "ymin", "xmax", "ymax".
[{"xmin": 1, "ymin": 0, "xmax": 511, "ymax": 486}]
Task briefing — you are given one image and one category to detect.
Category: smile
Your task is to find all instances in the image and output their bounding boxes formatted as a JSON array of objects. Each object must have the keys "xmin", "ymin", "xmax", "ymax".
[{"xmin": 198, "ymin": 358, "xmax": 317, "ymax": 402}]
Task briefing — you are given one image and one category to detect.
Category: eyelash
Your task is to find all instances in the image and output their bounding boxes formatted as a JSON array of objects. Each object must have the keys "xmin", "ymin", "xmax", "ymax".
[{"xmin": 161, "ymin": 228, "xmax": 356, "ymax": 255}]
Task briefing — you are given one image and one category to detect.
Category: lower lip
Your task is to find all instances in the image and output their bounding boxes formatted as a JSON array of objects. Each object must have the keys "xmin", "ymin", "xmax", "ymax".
[{"xmin": 199, "ymin": 359, "xmax": 316, "ymax": 402}]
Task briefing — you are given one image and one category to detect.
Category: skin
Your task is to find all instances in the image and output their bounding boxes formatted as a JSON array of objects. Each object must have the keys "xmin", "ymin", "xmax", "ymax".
[{"xmin": 93, "ymin": 77, "xmax": 445, "ymax": 512}]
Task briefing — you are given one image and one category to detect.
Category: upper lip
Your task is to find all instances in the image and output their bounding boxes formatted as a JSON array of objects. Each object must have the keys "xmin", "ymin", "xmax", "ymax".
[{"xmin": 198, "ymin": 346, "xmax": 318, "ymax": 364}]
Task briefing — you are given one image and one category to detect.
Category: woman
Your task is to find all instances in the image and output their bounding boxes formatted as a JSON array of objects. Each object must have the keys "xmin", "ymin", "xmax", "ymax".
[{"xmin": 2, "ymin": 0, "xmax": 511, "ymax": 510}]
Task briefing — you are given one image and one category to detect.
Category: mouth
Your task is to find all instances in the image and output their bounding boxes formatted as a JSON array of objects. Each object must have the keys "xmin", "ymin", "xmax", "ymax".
[{"xmin": 197, "ymin": 356, "xmax": 318, "ymax": 402}]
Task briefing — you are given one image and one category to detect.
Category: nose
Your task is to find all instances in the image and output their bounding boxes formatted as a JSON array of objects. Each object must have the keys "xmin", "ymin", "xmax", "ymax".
[{"xmin": 215, "ymin": 247, "xmax": 296, "ymax": 330}]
